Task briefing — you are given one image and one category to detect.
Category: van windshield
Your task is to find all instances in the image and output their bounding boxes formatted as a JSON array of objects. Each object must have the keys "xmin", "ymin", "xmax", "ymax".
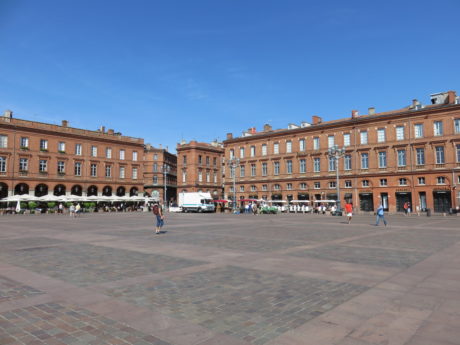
[{"xmin": 201, "ymin": 199, "xmax": 213, "ymax": 204}]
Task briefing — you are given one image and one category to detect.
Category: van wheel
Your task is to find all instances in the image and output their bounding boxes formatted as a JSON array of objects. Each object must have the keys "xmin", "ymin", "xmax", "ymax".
[{"xmin": 197, "ymin": 208, "xmax": 202, "ymax": 213}]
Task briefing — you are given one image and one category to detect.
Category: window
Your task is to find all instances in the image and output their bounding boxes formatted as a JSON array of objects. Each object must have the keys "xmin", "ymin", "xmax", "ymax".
[
  {"xmin": 437, "ymin": 176, "xmax": 446, "ymax": 184},
  {"xmin": 240, "ymin": 147, "xmax": 245, "ymax": 158},
  {"xmin": 0, "ymin": 156, "xmax": 6, "ymax": 172},
  {"xmin": 90, "ymin": 164, "xmax": 97, "ymax": 177},
  {"xmin": 273, "ymin": 143, "xmax": 279, "ymax": 154},
  {"xmin": 57, "ymin": 161, "xmax": 65, "ymax": 173},
  {"xmin": 286, "ymin": 160, "xmax": 292, "ymax": 174},
  {"xmin": 377, "ymin": 128, "xmax": 386, "ymax": 143},
  {"xmin": 206, "ymin": 156, "xmax": 210, "ymax": 166},
  {"xmin": 314, "ymin": 182, "xmax": 320, "ymax": 189},
  {"xmin": 378, "ymin": 152, "xmax": 387, "ymax": 168},
  {"xmin": 360, "ymin": 131, "xmax": 368, "ymax": 145},
  {"xmin": 397, "ymin": 150, "xmax": 406, "ymax": 167},
  {"xmin": 274, "ymin": 184, "xmax": 281, "ymax": 191},
  {"xmin": 250, "ymin": 146, "xmax": 256, "ymax": 157},
  {"xmin": 299, "ymin": 159, "xmax": 306, "ymax": 173},
  {"xmin": 361, "ymin": 153, "xmax": 369, "ymax": 169},
  {"xmin": 75, "ymin": 144, "xmax": 82, "ymax": 155},
  {"xmin": 416, "ymin": 148, "xmax": 425, "ymax": 165},
  {"xmin": 206, "ymin": 171, "xmax": 210, "ymax": 182},
  {"xmin": 399, "ymin": 178, "xmax": 407, "ymax": 186},
  {"xmin": 214, "ymin": 172, "xmax": 217, "ymax": 183},
  {"xmin": 262, "ymin": 144, "xmax": 267, "ymax": 156},
  {"xmin": 133, "ymin": 151, "xmax": 138, "ymax": 161},
  {"xmin": 343, "ymin": 133, "xmax": 350, "ymax": 147},
  {"xmin": 418, "ymin": 177, "xmax": 425, "ymax": 185},
  {"xmin": 39, "ymin": 160, "xmax": 47, "ymax": 172},
  {"xmin": 329, "ymin": 181, "xmax": 336, "ymax": 188},
  {"xmin": 286, "ymin": 140, "xmax": 292, "ymax": 153},
  {"xmin": 455, "ymin": 119, "xmax": 460, "ymax": 134},
  {"xmin": 91, "ymin": 146, "xmax": 97, "ymax": 157},
  {"xmin": 40, "ymin": 139, "xmax": 48, "ymax": 150},
  {"xmin": 414, "ymin": 124, "xmax": 424, "ymax": 138},
  {"xmin": 300, "ymin": 183, "xmax": 307, "ymax": 190},
  {"xmin": 58, "ymin": 142, "xmax": 65, "ymax": 152},
  {"xmin": 105, "ymin": 165, "xmax": 112, "ymax": 177},
  {"xmin": 396, "ymin": 126, "xmax": 405, "ymax": 140},
  {"xmin": 313, "ymin": 137, "xmax": 320, "ymax": 150},
  {"xmin": 380, "ymin": 179, "xmax": 387, "ymax": 186},
  {"xmin": 251, "ymin": 164, "xmax": 256, "ymax": 176},
  {"xmin": 230, "ymin": 165, "xmax": 235, "ymax": 178},
  {"xmin": 299, "ymin": 139, "xmax": 306, "ymax": 151},
  {"xmin": 106, "ymin": 148, "xmax": 112, "ymax": 158},
  {"xmin": 0, "ymin": 135, "xmax": 8, "ymax": 148},
  {"xmin": 345, "ymin": 180, "xmax": 352, "ymax": 188},
  {"xmin": 132, "ymin": 168, "xmax": 138, "ymax": 180},
  {"xmin": 154, "ymin": 154, "xmax": 158, "ymax": 160},
  {"xmin": 74, "ymin": 162, "xmax": 82, "ymax": 176},
  {"xmin": 456, "ymin": 144, "xmax": 460, "ymax": 163},
  {"xmin": 362, "ymin": 180, "xmax": 369, "ymax": 187},
  {"xmin": 314, "ymin": 158, "xmax": 320, "ymax": 172},
  {"xmin": 19, "ymin": 158, "xmax": 28, "ymax": 171},
  {"xmin": 435, "ymin": 146, "xmax": 445, "ymax": 164},
  {"xmin": 213, "ymin": 157, "xmax": 217, "ymax": 166},
  {"xmin": 287, "ymin": 183, "xmax": 292, "ymax": 190},
  {"xmin": 240, "ymin": 165, "xmax": 245, "ymax": 177},
  {"xmin": 153, "ymin": 163, "xmax": 158, "ymax": 172},
  {"xmin": 239, "ymin": 186, "xmax": 244, "ymax": 192},
  {"xmin": 262, "ymin": 163, "xmax": 268, "ymax": 176},
  {"xmin": 274, "ymin": 161, "xmax": 280, "ymax": 175},
  {"xmin": 344, "ymin": 155, "xmax": 352, "ymax": 170},
  {"xmin": 120, "ymin": 166, "xmax": 125, "ymax": 178},
  {"xmin": 183, "ymin": 155, "xmax": 187, "ymax": 164},
  {"xmin": 251, "ymin": 185, "xmax": 256, "ymax": 192},
  {"xmin": 198, "ymin": 155, "xmax": 202, "ymax": 164},
  {"xmin": 153, "ymin": 176, "xmax": 158, "ymax": 185},
  {"xmin": 262, "ymin": 184, "xmax": 267, "ymax": 191},
  {"xmin": 328, "ymin": 156, "xmax": 336, "ymax": 171},
  {"xmin": 182, "ymin": 170, "xmax": 186, "ymax": 183},
  {"xmin": 434, "ymin": 121, "xmax": 443, "ymax": 136},
  {"xmin": 328, "ymin": 135, "xmax": 335, "ymax": 148},
  {"xmin": 20, "ymin": 137, "xmax": 29, "ymax": 148},
  {"xmin": 119, "ymin": 149, "xmax": 125, "ymax": 160}
]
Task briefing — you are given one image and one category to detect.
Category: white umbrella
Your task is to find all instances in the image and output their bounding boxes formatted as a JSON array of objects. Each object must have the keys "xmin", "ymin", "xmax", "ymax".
[
  {"xmin": 38, "ymin": 194, "xmax": 60, "ymax": 202},
  {"xmin": 2, "ymin": 194, "xmax": 38, "ymax": 202},
  {"xmin": 15, "ymin": 200, "xmax": 21, "ymax": 212}
]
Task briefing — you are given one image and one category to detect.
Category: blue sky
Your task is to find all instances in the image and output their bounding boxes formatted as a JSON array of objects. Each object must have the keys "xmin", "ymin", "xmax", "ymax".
[{"xmin": 1, "ymin": 0, "xmax": 459, "ymax": 152}]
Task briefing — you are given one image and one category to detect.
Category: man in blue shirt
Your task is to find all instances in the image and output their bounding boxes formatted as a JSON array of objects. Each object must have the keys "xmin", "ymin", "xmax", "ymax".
[{"xmin": 375, "ymin": 203, "xmax": 387, "ymax": 227}]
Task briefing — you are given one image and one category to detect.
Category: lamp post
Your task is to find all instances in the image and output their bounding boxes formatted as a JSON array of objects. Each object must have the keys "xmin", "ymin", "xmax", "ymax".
[
  {"xmin": 327, "ymin": 145, "xmax": 346, "ymax": 212},
  {"xmin": 162, "ymin": 163, "xmax": 170, "ymax": 208},
  {"xmin": 228, "ymin": 157, "xmax": 240, "ymax": 212}
]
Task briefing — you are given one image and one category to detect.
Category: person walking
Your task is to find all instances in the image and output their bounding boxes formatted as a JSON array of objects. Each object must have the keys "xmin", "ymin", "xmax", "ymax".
[
  {"xmin": 69, "ymin": 204, "xmax": 75, "ymax": 217},
  {"xmin": 344, "ymin": 202, "xmax": 353, "ymax": 224},
  {"xmin": 152, "ymin": 202, "xmax": 164, "ymax": 234},
  {"xmin": 403, "ymin": 201, "xmax": 409, "ymax": 216},
  {"xmin": 75, "ymin": 203, "xmax": 81, "ymax": 217},
  {"xmin": 375, "ymin": 203, "xmax": 388, "ymax": 227}
]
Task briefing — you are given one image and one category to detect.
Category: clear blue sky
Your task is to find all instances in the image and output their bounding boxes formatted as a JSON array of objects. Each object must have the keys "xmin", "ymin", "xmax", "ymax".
[{"xmin": 1, "ymin": 0, "xmax": 459, "ymax": 152}]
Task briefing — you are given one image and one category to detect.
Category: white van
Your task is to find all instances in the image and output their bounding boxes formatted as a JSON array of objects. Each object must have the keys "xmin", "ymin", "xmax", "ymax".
[{"xmin": 178, "ymin": 192, "xmax": 215, "ymax": 213}]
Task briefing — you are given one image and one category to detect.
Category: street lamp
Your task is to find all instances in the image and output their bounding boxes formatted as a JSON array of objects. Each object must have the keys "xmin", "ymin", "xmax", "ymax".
[
  {"xmin": 162, "ymin": 163, "xmax": 170, "ymax": 208},
  {"xmin": 327, "ymin": 145, "xmax": 346, "ymax": 212},
  {"xmin": 228, "ymin": 157, "xmax": 240, "ymax": 212}
]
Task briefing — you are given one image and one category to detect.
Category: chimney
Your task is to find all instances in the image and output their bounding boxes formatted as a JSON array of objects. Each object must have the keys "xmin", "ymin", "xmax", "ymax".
[
  {"xmin": 3, "ymin": 110, "xmax": 13, "ymax": 118},
  {"xmin": 263, "ymin": 124, "xmax": 272, "ymax": 132},
  {"xmin": 351, "ymin": 110, "xmax": 359, "ymax": 118},
  {"xmin": 312, "ymin": 115, "xmax": 322, "ymax": 125},
  {"xmin": 159, "ymin": 144, "xmax": 162, "ymax": 149},
  {"xmin": 61, "ymin": 120, "xmax": 68, "ymax": 127},
  {"xmin": 447, "ymin": 90, "xmax": 457, "ymax": 104},
  {"xmin": 412, "ymin": 99, "xmax": 419, "ymax": 107},
  {"xmin": 107, "ymin": 129, "xmax": 114, "ymax": 135},
  {"xmin": 99, "ymin": 126, "xmax": 105, "ymax": 133},
  {"xmin": 368, "ymin": 107, "xmax": 375, "ymax": 115},
  {"xmin": 226, "ymin": 133, "xmax": 233, "ymax": 140}
]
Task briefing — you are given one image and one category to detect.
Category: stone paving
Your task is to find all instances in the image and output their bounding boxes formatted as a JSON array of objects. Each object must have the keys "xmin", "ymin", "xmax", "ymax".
[{"xmin": 0, "ymin": 212, "xmax": 459, "ymax": 345}]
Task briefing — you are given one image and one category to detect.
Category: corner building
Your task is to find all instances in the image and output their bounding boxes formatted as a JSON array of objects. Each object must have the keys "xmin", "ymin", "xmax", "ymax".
[
  {"xmin": 176, "ymin": 140, "xmax": 224, "ymax": 199},
  {"xmin": 223, "ymin": 91, "xmax": 460, "ymax": 213},
  {"xmin": 0, "ymin": 111, "xmax": 144, "ymax": 199}
]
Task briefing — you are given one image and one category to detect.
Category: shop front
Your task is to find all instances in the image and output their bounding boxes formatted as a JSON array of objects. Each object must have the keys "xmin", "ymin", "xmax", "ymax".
[
  {"xmin": 359, "ymin": 193, "xmax": 374, "ymax": 211},
  {"xmin": 433, "ymin": 190, "xmax": 451, "ymax": 213},
  {"xmin": 395, "ymin": 192, "xmax": 412, "ymax": 212}
]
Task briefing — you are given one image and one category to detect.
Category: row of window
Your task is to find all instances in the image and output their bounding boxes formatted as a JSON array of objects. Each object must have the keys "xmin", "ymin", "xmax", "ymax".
[
  {"xmin": 228, "ymin": 119, "xmax": 460, "ymax": 158},
  {"xmin": 226, "ymin": 145, "xmax": 459, "ymax": 177},
  {"xmin": 181, "ymin": 171, "xmax": 219, "ymax": 183},
  {"xmin": 182, "ymin": 155, "xmax": 219, "ymax": 166},
  {"xmin": 228, "ymin": 176, "xmax": 454, "ymax": 192},
  {"xmin": 0, "ymin": 157, "xmax": 137, "ymax": 179},
  {"xmin": 0, "ymin": 136, "xmax": 138, "ymax": 161}
]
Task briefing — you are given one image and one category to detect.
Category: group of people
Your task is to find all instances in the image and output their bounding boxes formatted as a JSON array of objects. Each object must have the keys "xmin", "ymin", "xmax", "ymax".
[
  {"xmin": 68, "ymin": 203, "xmax": 81, "ymax": 217},
  {"xmin": 343, "ymin": 201, "xmax": 388, "ymax": 226},
  {"xmin": 243, "ymin": 203, "xmax": 259, "ymax": 215}
]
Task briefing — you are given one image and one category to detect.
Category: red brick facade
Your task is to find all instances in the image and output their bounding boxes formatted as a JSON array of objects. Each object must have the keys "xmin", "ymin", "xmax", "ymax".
[
  {"xmin": 223, "ymin": 91, "xmax": 460, "ymax": 213},
  {"xmin": 0, "ymin": 112, "xmax": 144, "ymax": 199}
]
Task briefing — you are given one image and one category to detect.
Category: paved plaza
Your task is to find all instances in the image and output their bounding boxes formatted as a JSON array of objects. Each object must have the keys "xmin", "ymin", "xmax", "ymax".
[{"xmin": 0, "ymin": 212, "xmax": 459, "ymax": 345}]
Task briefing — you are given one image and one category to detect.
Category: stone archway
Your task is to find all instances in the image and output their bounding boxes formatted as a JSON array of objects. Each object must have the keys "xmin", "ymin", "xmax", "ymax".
[
  {"xmin": 34, "ymin": 184, "xmax": 48, "ymax": 197},
  {"xmin": 116, "ymin": 186, "xmax": 126, "ymax": 197},
  {"xmin": 71, "ymin": 185, "xmax": 83, "ymax": 196},
  {"xmin": 0, "ymin": 182, "xmax": 8, "ymax": 199},
  {"xmin": 14, "ymin": 183, "xmax": 29, "ymax": 195},
  {"xmin": 129, "ymin": 187, "xmax": 138, "ymax": 196},
  {"xmin": 87, "ymin": 185, "xmax": 98, "ymax": 197},
  {"xmin": 54, "ymin": 184, "xmax": 66, "ymax": 196},
  {"xmin": 102, "ymin": 186, "xmax": 112, "ymax": 196}
]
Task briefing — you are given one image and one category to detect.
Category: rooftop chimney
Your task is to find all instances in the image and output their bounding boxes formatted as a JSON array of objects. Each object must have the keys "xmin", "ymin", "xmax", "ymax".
[
  {"xmin": 3, "ymin": 110, "xmax": 13, "ymax": 118},
  {"xmin": 62, "ymin": 120, "xmax": 68, "ymax": 127},
  {"xmin": 447, "ymin": 90, "xmax": 457, "ymax": 104},
  {"xmin": 263, "ymin": 124, "xmax": 272, "ymax": 132},
  {"xmin": 99, "ymin": 126, "xmax": 105, "ymax": 133},
  {"xmin": 412, "ymin": 99, "xmax": 419, "ymax": 107},
  {"xmin": 368, "ymin": 107, "xmax": 375, "ymax": 115},
  {"xmin": 312, "ymin": 115, "xmax": 322, "ymax": 125},
  {"xmin": 107, "ymin": 129, "xmax": 114, "ymax": 135},
  {"xmin": 226, "ymin": 133, "xmax": 233, "ymax": 140},
  {"xmin": 351, "ymin": 110, "xmax": 359, "ymax": 118}
]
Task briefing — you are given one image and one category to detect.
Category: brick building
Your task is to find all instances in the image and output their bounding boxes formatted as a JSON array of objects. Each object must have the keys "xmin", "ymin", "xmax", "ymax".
[
  {"xmin": 0, "ymin": 111, "xmax": 144, "ymax": 200},
  {"xmin": 223, "ymin": 91, "xmax": 460, "ymax": 213},
  {"xmin": 143, "ymin": 144, "xmax": 177, "ymax": 204},
  {"xmin": 176, "ymin": 140, "xmax": 224, "ymax": 199}
]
